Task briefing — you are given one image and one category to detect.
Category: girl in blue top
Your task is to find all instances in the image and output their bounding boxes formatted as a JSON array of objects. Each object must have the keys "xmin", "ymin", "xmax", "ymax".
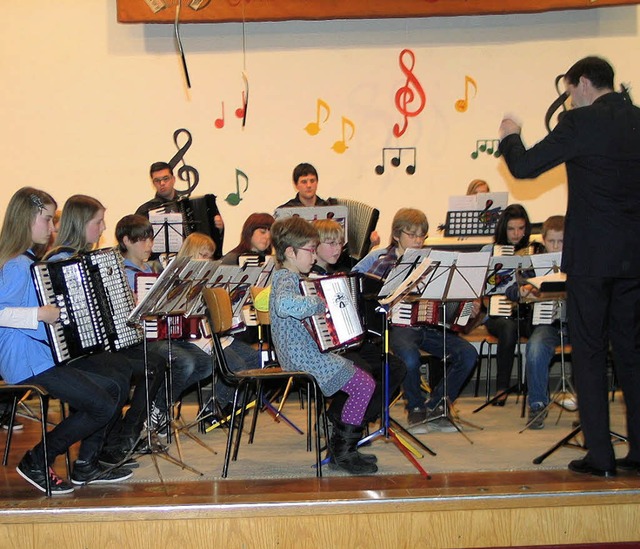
[{"xmin": 0, "ymin": 188, "xmax": 131, "ymax": 493}]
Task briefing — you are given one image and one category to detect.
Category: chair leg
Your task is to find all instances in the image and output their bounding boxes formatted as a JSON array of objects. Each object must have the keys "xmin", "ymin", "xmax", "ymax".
[
  {"xmin": 247, "ymin": 380, "xmax": 263, "ymax": 444},
  {"xmin": 39, "ymin": 394, "xmax": 51, "ymax": 497},
  {"xmin": 222, "ymin": 384, "xmax": 243, "ymax": 478},
  {"xmin": 2, "ymin": 395, "xmax": 19, "ymax": 466},
  {"xmin": 232, "ymin": 384, "xmax": 252, "ymax": 462}
]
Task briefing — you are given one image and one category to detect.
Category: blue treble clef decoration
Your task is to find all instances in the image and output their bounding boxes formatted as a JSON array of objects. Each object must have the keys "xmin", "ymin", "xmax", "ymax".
[{"xmin": 168, "ymin": 128, "xmax": 199, "ymax": 197}]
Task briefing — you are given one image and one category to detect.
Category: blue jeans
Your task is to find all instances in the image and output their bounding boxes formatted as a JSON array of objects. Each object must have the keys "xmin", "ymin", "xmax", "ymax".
[
  {"xmin": 525, "ymin": 324, "xmax": 567, "ymax": 408},
  {"xmin": 154, "ymin": 340, "xmax": 213, "ymax": 412},
  {"xmin": 23, "ymin": 356, "xmax": 124, "ymax": 465},
  {"xmin": 390, "ymin": 326, "xmax": 478, "ymax": 410}
]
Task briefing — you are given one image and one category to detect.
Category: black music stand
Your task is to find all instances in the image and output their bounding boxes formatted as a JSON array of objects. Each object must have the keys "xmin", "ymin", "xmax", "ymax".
[
  {"xmin": 532, "ymin": 423, "xmax": 627, "ymax": 465},
  {"xmin": 417, "ymin": 252, "xmax": 487, "ymax": 443},
  {"xmin": 128, "ymin": 258, "xmax": 222, "ymax": 479},
  {"xmin": 359, "ymin": 304, "xmax": 436, "ymax": 479},
  {"xmin": 472, "ymin": 257, "xmax": 533, "ymax": 415}
]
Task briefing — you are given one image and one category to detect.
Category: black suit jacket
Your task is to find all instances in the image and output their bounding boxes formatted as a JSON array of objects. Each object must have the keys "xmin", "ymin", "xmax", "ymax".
[{"xmin": 500, "ymin": 92, "xmax": 640, "ymax": 278}]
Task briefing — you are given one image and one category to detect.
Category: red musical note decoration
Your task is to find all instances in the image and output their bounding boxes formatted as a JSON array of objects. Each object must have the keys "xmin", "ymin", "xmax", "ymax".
[
  {"xmin": 214, "ymin": 102, "xmax": 225, "ymax": 129},
  {"xmin": 393, "ymin": 49, "xmax": 426, "ymax": 138}
]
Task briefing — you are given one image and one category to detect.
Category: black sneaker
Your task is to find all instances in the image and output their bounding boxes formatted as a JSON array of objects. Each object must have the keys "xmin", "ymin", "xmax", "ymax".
[
  {"xmin": 71, "ymin": 459, "xmax": 133, "ymax": 485},
  {"xmin": 16, "ymin": 451, "xmax": 75, "ymax": 495},
  {"xmin": 528, "ymin": 405, "xmax": 548, "ymax": 430},
  {"xmin": 98, "ymin": 447, "xmax": 139, "ymax": 469}
]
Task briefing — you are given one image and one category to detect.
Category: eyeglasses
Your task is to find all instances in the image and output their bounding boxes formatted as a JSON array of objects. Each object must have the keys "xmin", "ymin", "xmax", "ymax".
[
  {"xmin": 296, "ymin": 246, "xmax": 317, "ymax": 254},
  {"xmin": 401, "ymin": 230, "xmax": 427, "ymax": 240},
  {"xmin": 152, "ymin": 175, "xmax": 173, "ymax": 184},
  {"xmin": 321, "ymin": 241, "xmax": 343, "ymax": 248}
]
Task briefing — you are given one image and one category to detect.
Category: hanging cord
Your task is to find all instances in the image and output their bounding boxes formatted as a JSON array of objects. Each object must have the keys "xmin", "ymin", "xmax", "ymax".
[{"xmin": 175, "ymin": 0, "xmax": 192, "ymax": 88}]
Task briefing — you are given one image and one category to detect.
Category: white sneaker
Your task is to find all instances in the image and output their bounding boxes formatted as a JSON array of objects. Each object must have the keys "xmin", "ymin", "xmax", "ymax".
[{"xmin": 556, "ymin": 394, "xmax": 578, "ymax": 411}]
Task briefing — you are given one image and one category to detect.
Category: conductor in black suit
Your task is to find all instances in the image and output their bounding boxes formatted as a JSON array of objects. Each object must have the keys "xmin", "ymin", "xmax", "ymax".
[{"xmin": 498, "ymin": 56, "xmax": 640, "ymax": 477}]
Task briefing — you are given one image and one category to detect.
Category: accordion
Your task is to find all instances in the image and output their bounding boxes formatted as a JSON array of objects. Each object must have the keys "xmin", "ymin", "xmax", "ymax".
[
  {"xmin": 177, "ymin": 194, "xmax": 224, "ymax": 259},
  {"xmin": 300, "ymin": 274, "xmax": 365, "ymax": 352},
  {"xmin": 391, "ymin": 299, "xmax": 474, "ymax": 332},
  {"xmin": 31, "ymin": 248, "xmax": 143, "ymax": 364},
  {"xmin": 333, "ymin": 197, "xmax": 380, "ymax": 261}
]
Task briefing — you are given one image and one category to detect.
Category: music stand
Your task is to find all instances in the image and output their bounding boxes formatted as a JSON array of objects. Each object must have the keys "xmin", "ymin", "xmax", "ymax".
[
  {"xmin": 351, "ymin": 256, "xmax": 437, "ymax": 477},
  {"xmin": 128, "ymin": 257, "xmax": 222, "ymax": 478},
  {"xmin": 359, "ymin": 305, "xmax": 436, "ymax": 479},
  {"xmin": 472, "ymin": 255, "xmax": 533, "ymax": 414},
  {"xmin": 417, "ymin": 251, "xmax": 488, "ymax": 443}
]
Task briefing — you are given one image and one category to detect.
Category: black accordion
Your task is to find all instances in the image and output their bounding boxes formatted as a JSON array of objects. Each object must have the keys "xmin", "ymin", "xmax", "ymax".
[
  {"xmin": 177, "ymin": 194, "xmax": 224, "ymax": 259},
  {"xmin": 31, "ymin": 248, "xmax": 143, "ymax": 364}
]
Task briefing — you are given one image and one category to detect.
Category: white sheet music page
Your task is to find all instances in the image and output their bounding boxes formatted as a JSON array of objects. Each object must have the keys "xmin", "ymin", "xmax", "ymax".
[
  {"xmin": 419, "ymin": 250, "xmax": 457, "ymax": 300},
  {"xmin": 446, "ymin": 251, "xmax": 491, "ymax": 300},
  {"xmin": 378, "ymin": 247, "xmax": 431, "ymax": 298}
]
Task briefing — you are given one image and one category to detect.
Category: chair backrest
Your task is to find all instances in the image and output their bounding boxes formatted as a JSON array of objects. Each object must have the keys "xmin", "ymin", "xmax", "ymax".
[
  {"xmin": 333, "ymin": 197, "xmax": 380, "ymax": 261},
  {"xmin": 203, "ymin": 287, "xmax": 234, "ymax": 334}
]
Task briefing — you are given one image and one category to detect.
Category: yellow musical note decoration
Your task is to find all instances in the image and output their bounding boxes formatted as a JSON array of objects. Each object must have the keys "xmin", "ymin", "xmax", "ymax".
[
  {"xmin": 455, "ymin": 75, "xmax": 478, "ymax": 113},
  {"xmin": 304, "ymin": 98, "xmax": 331, "ymax": 136},
  {"xmin": 331, "ymin": 116, "xmax": 355, "ymax": 154}
]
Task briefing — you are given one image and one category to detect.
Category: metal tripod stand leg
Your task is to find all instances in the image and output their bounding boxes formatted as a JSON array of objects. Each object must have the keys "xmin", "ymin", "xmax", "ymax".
[{"xmin": 533, "ymin": 423, "xmax": 628, "ymax": 465}]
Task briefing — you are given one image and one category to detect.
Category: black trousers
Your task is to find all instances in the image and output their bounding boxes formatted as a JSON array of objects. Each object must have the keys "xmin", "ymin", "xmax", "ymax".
[{"xmin": 567, "ymin": 275, "xmax": 640, "ymax": 469}]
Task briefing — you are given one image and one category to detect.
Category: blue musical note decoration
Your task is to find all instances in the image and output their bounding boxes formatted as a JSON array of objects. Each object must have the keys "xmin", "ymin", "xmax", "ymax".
[{"xmin": 168, "ymin": 128, "xmax": 199, "ymax": 197}]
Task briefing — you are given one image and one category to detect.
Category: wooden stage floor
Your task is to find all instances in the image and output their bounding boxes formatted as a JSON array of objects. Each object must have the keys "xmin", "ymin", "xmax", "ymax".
[{"xmin": 2, "ymin": 401, "xmax": 640, "ymax": 548}]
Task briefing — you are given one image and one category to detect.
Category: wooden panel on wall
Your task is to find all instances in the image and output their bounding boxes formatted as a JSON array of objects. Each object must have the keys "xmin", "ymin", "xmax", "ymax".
[{"xmin": 117, "ymin": 0, "xmax": 640, "ymax": 24}]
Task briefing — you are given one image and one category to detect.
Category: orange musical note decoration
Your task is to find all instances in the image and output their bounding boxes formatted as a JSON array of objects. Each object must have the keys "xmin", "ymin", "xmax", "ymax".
[
  {"xmin": 455, "ymin": 75, "xmax": 478, "ymax": 113},
  {"xmin": 304, "ymin": 98, "xmax": 331, "ymax": 136},
  {"xmin": 393, "ymin": 49, "xmax": 426, "ymax": 138},
  {"xmin": 331, "ymin": 116, "xmax": 355, "ymax": 154},
  {"xmin": 225, "ymin": 168, "xmax": 249, "ymax": 206},
  {"xmin": 214, "ymin": 102, "xmax": 225, "ymax": 129},
  {"xmin": 375, "ymin": 147, "xmax": 416, "ymax": 175}
]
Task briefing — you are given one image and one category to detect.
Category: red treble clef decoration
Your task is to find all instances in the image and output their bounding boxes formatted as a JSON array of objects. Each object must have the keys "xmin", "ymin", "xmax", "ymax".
[{"xmin": 393, "ymin": 49, "xmax": 426, "ymax": 138}]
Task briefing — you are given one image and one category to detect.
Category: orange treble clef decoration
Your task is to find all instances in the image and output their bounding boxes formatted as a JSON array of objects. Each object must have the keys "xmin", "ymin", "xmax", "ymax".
[{"xmin": 393, "ymin": 49, "xmax": 426, "ymax": 138}]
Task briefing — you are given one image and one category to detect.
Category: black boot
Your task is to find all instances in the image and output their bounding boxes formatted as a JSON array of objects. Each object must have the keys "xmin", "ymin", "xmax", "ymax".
[{"xmin": 328, "ymin": 420, "xmax": 378, "ymax": 475}]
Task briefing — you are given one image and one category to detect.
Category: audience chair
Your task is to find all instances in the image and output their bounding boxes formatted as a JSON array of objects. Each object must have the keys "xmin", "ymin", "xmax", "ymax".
[
  {"xmin": 0, "ymin": 381, "xmax": 70, "ymax": 497},
  {"xmin": 203, "ymin": 287, "xmax": 326, "ymax": 478}
]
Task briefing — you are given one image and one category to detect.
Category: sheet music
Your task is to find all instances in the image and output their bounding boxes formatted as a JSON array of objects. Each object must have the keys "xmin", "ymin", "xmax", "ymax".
[
  {"xmin": 419, "ymin": 250, "xmax": 457, "ymax": 300},
  {"xmin": 484, "ymin": 255, "xmax": 532, "ymax": 296},
  {"xmin": 149, "ymin": 209, "xmax": 184, "ymax": 254},
  {"xmin": 529, "ymin": 252, "xmax": 562, "ymax": 277},
  {"xmin": 378, "ymin": 257, "xmax": 434, "ymax": 306},
  {"xmin": 378, "ymin": 247, "xmax": 431, "ymax": 297},
  {"xmin": 445, "ymin": 251, "xmax": 491, "ymax": 300},
  {"xmin": 206, "ymin": 264, "xmax": 264, "ymax": 328}
]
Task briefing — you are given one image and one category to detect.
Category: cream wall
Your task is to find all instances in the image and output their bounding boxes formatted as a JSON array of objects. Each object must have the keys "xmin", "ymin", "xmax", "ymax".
[{"xmin": 1, "ymin": 3, "xmax": 638, "ymax": 249}]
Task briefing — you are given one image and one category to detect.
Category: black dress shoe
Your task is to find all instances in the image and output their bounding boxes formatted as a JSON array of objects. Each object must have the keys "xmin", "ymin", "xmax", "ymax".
[
  {"xmin": 615, "ymin": 457, "xmax": 640, "ymax": 473},
  {"xmin": 568, "ymin": 458, "xmax": 616, "ymax": 478}
]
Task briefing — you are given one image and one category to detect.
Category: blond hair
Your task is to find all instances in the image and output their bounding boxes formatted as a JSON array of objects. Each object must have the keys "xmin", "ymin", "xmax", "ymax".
[
  {"xmin": 312, "ymin": 219, "xmax": 344, "ymax": 243},
  {"xmin": 177, "ymin": 232, "xmax": 216, "ymax": 260},
  {"xmin": 390, "ymin": 208, "xmax": 429, "ymax": 246}
]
